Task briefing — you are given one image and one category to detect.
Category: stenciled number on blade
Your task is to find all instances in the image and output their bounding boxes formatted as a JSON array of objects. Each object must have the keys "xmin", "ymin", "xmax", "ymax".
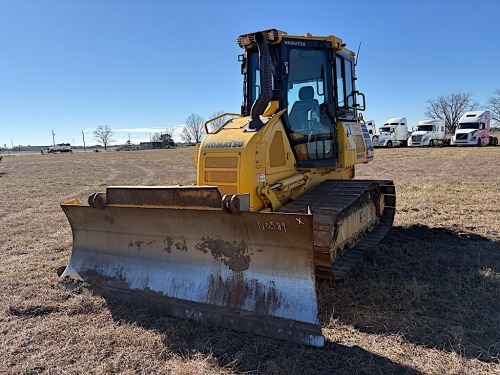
[{"xmin": 257, "ymin": 221, "xmax": 287, "ymax": 232}]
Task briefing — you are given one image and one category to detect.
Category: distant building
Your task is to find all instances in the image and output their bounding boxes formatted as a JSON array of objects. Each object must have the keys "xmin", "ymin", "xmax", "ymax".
[
  {"xmin": 140, "ymin": 141, "xmax": 163, "ymax": 150},
  {"xmin": 140, "ymin": 136, "xmax": 175, "ymax": 150}
]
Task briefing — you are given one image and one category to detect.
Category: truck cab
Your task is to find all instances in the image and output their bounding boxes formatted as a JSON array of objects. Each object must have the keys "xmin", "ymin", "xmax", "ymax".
[
  {"xmin": 408, "ymin": 119, "xmax": 445, "ymax": 146},
  {"xmin": 451, "ymin": 111, "xmax": 490, "ymax": 146},
  {"xmin": 372, "ymin": 117, "xmax": 408, "ymax": 147}
]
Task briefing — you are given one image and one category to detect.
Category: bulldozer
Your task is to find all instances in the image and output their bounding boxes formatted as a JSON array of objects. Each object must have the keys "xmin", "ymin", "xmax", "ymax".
[{"xmin": 60, "ymin": 29, "xmax": 395, "ymax": 347}]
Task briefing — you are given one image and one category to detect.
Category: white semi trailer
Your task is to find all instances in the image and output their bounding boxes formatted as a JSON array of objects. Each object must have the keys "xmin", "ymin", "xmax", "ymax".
[
  {"xmin": 372, "ymin": 117, "xmax": 408, "ymax": 147},
  {"xmin": 408, "ymin": 119, "xmax": 446, "ymax": 146}
]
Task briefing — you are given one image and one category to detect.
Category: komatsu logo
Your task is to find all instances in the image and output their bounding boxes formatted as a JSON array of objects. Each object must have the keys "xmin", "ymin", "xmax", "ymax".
[
  {"xmin": 284, "ymin": 40, "xmax": 306, "ymax": 47},
  {"xmin": 205, "ymin": 140, "xmax": 244, "ymax": 149}
]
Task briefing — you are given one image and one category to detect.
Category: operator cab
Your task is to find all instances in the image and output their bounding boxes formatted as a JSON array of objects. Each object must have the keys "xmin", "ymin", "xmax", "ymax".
[{"xmin": 239, "ymin": 29, "xmax": 365, "ymax": 168}]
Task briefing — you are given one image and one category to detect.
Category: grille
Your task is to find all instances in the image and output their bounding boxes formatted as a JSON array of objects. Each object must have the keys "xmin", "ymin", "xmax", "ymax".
[
  {"xmin": 204, "ymin": 170, "xmax": 237, "ymax": 183},
  {"xmin": 203, "ymin": 155, "xmax": 239, "ymax": 192},
  {"xmin": 205, "ymin": 157, "xmax": 238, "ymax": 169},
  {"xmin": 412, "ymin": 135, "xmax": 422, "ymax": 142}
]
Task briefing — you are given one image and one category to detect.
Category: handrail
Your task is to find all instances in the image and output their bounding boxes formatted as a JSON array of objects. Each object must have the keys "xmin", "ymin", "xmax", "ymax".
[{"xmin": 204, "ymin": 113, "xmax": 242, "ymax": 134}]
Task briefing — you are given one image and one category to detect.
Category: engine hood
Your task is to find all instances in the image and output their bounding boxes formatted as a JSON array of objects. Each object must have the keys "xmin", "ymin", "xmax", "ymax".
[
  {"xmin": 411, "ymin": 131, "xmax": 430, "ymax": 136},
  {"xmin": 375, "ymin": 134, "xmax": 391, "ymax": 141}
]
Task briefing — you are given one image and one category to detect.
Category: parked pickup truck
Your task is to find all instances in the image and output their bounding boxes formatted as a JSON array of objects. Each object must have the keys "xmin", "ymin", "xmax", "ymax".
[{"xmin": 47, "ymin": 143, "xmax": 72, "ymax": 153}]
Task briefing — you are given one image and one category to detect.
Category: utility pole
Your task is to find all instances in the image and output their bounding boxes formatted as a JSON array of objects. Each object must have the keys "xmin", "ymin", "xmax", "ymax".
[
  {"xmin": 82, "ymin": 131, "xmax": 86, "ymax": 151},
  {"xmin": 52, "ymin": 130, "xmax": 55, "ymax": 146}
]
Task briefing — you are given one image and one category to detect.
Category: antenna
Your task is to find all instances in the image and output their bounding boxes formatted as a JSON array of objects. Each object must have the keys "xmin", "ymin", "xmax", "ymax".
[{"xmin": 355, "ymin": 42, "xmax": 362, "ymax": 66}]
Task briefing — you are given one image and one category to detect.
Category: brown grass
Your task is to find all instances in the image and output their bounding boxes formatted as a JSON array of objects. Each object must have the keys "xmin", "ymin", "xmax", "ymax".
[{"xmin": 0, "ymin": 147, "xmax": 499, "ymax": 374}]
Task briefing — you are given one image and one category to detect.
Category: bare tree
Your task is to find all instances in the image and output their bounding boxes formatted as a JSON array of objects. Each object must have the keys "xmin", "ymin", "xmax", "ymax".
[
  {"xmin": 180, "ymin": 127, "xmax": 193, "ymax": 144},
  {"xmin": 182, "ymin": 114, "xmax": 206, "ymax": 144},
  {"xmin": 487, "ymin": 90, "xmax": 500, "ymax": 125},
  {"xmin": 161, "ymin": 128, "xmax": 175, "ymax": 141},
  {"xmin": 160, "ymin": 129, "xmax": 175, "ymax": 147},
  {"xmin": 151, "ymin": 132, "xmax": 162, "ymax": 142},
  {"xmin": 151, "ymin": 129, "xmax": 175, "ymax": 146},
  {"xmin": 425, "ymin": 93, "xmax": 479, "ymax": 133},
  {"xmin": 93, "ymin": 125, "xmax": 115, "ymax": 150}
]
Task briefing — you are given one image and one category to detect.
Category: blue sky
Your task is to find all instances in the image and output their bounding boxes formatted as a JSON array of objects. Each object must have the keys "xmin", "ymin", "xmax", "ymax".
[{"xmin": 1, "ymin": 0, "xmax": 499, "ymax": 146}]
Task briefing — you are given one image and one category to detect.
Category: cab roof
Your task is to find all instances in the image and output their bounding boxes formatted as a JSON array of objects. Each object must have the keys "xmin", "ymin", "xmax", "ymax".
[{"xmin": 237, "ymin": 29, "xmax": 354, "ymax": 56}]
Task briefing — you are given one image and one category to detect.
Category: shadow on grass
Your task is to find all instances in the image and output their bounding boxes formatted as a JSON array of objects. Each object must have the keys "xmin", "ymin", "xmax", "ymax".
[
  {"xmin": 324, "ymin": 224, "xmax": 500, "ymax": 363},
  {"xmin": 106, "ymin": 299, "xmax": 421, "ymax": 375}
]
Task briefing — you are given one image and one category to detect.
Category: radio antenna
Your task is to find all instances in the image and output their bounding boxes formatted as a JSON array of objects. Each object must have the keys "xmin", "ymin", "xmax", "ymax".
[{"xmin": 355, "ymin": 42, "xmax": 362, "ymax": 66}]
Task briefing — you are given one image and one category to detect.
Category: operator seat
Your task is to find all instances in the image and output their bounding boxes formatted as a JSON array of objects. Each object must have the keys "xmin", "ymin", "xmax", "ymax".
[
  {"xmin": 288, "ymin": 86, "xmax": 320, "ymax": 132},
  {"xmin": 288, "ymin": 86, "xmax": 333, "ymax": 160}
]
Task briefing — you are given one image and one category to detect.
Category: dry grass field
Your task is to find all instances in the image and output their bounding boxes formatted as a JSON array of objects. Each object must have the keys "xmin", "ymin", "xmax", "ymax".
[{"xmin": 1, "ymin": 146, "xmax": 499, "ymax": 374}]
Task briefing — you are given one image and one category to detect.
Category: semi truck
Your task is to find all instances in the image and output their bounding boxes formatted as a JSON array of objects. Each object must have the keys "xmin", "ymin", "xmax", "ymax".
[
  {"xmin": 364, "ymin": 120, "xmax": 376, "ymax": 140},
  {"xmin": 408, "ymin": 119, "xmax": 446, "ymax": 147},
  {"xmin": 372, "ymin": 117, "xmax": 408, "ymax": 147},
  {"xmin": 451, "ymin": 110, "xmax": 499, "ymax": 146}
]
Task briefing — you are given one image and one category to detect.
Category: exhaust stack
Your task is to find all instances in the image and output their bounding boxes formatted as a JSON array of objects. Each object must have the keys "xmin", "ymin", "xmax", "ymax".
[{"xmin": 248, "ymin": 32, "xmax": 273, "ymax": 130}]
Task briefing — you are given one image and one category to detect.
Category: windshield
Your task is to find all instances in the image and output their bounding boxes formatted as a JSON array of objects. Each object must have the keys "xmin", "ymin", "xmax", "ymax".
[
  {"xmin": 416, "ymin": 125, "xmax": 433, "ymax": 132},
  {"xmin": 379, "ymin": 126, "xmax": 391, "ymax": 133},
  {"xmin": 458, "ymin": 123, "xmax": 479, "ymax": 130}
]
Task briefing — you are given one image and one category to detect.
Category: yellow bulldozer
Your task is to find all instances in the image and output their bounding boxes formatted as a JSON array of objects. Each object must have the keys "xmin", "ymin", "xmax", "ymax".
[{"xmin": 60, "ymin": 29, "xmax": 395, "ymax": 347}]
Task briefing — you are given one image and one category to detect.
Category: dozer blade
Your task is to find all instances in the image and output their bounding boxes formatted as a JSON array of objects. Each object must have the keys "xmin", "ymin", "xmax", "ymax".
[{"xmin": 61, "ymin": 186, "xmax": 324, "ymax": 347}]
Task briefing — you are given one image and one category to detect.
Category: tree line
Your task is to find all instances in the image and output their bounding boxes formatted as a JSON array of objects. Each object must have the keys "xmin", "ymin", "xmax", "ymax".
[
  {"xmin": 92, "ymin": 111, "xmax": 234, "ymax": 150},
  {"xmin": 91, "ymin": 90, "xmax": 500, "ymax": 149}
]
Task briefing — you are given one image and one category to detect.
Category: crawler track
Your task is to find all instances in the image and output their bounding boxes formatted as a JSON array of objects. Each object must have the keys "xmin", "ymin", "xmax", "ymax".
[{"xmin": 280, "ymin": 180, "xmax": 395, "ymax": 279}]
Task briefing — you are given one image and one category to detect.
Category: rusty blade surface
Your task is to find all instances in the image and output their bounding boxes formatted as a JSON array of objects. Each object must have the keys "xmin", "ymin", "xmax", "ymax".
[{"xmin": 61, "ymin": 204, "xmax": 324, "ymax": 346}]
